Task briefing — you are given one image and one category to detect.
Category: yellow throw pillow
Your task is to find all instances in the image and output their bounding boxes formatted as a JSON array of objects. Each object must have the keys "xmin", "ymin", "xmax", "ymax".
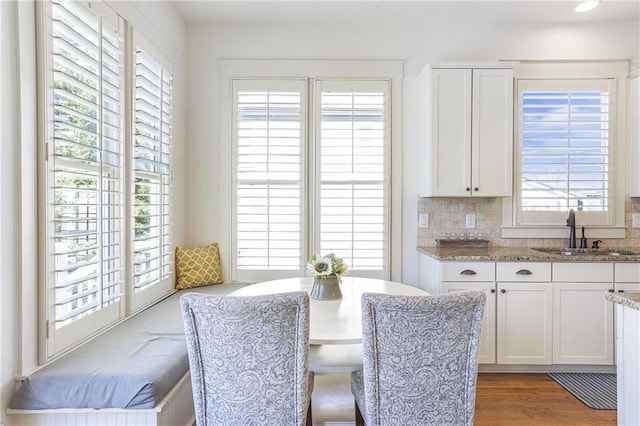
[{"xmin": 175, "ymin": 242, "xmax": 223, "ymax": 289}]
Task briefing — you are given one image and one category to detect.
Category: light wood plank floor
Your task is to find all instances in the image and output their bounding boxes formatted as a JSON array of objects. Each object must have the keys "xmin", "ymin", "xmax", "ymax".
[{"xmin": 312, "ymin": 373, "xmax": 616, "ymax": 425}]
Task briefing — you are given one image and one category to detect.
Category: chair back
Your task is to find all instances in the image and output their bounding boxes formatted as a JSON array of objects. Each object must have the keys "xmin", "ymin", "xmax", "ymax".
[
  {"xmin": 360, "ymin": 290, "xmax": 486, "ymax": 426},
  {"xmin": 180, "ymin": 291, "xmax": 311, "ymax": 425}
]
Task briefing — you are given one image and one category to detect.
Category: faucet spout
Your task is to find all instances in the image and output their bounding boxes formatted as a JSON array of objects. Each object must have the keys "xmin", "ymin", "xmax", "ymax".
[{"xmin": 567, "ymin": 209, "xmax": 576, "ymax": 248}]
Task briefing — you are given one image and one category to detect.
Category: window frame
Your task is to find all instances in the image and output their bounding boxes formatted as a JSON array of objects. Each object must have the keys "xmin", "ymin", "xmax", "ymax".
[
  {"xmin": 218, "ymin": 60, "xmax": 403, "ymax": 283},
  {"xmin": 501, "ymin": 61, "xmax": 629, "ymax": 240}
]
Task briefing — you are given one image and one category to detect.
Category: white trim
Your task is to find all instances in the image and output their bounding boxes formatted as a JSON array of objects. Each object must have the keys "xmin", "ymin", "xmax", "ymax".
[
  {"xmin": 219, "ymin": 60, "xmax": 404, "ymax": 282},
  {"xmin": 218, "ymin": 59, "xmax": 404, "ymax": 80},
  {"xmin": 428, "ymin": 61, "xmax": 519, "ymax": 70}
]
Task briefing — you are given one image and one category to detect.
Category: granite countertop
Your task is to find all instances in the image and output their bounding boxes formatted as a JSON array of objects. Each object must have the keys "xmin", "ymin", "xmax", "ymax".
[
  {"xmin": 606, "ymin": 292, "xmax": 640, "ymax": 311},
  {"xmin": 417, "ymin": 246, "xmax": 640, "ymax": 262}
]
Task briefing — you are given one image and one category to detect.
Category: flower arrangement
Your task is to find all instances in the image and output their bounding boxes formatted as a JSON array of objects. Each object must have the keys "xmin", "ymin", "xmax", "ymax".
[{"xmin": 307, "ymin": 253, "xmax": 348, "ymax": 280}]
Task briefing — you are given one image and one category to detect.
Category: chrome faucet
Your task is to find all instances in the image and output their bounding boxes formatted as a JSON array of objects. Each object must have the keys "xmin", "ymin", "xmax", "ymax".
[{"xmin": 566, "ymin": 209, "xmax": 576, "ymax": 249}]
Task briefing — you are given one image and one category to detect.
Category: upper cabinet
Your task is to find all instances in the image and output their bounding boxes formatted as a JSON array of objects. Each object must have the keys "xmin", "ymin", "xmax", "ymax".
[
  {"xmin": 629, "ymin": 70, "xmax": 640, "ymax": 196},
  {"xmin": 422, "ymin": 63, "xmax": 515, "ymax": 197}
]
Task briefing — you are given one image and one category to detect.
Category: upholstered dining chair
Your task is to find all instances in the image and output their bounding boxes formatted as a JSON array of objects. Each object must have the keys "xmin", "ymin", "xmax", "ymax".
[
  {"xmin": 351, "ymin": 290, "xmax": 486, "ymax": 426},
  {"xmin": 180, "ymin": 291, "xmax": 313, "ymax": 426}
]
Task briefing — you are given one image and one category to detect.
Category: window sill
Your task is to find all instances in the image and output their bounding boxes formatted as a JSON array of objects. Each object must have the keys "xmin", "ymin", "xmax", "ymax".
[{"xmin": 501, "ymin": 226, "xmax": 626, "ymax": 239}]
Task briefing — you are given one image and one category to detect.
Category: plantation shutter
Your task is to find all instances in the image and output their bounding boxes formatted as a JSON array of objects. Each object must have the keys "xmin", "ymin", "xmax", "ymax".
[
  {"xmin": 517, "ymin": 78, "xmax": 614, "ymax": 225},
  {"xmin": 132, "ymin": 42, "xmax": 173, "ymax": 308},
  {"xmin": 314, "ymin": 80, "xmax": 389, "ymax": 279},
  {"xmin": 233, "ymin": 79, "xmax": 306, "ymax": 281},
  {"xmin": 45, "ymin": 0, "xmax": 124, "ymax": 355}
]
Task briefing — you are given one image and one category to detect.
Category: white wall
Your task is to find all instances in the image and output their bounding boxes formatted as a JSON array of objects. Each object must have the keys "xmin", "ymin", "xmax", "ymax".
[
  {"xmin": 185, "ymin": 16, "xmax": 639, "ymax": 286},
  {"xmin": 0, "ymin": 1, "xmax": 186, "ymax": 422}
]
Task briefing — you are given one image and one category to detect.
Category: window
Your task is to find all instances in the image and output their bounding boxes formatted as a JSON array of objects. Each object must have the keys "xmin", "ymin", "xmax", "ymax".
[
  {"xmin": 43, "ymin": 0, "xmax": 125, "ymax": 356},
  {"xmin": 40, "ymin": 0, "xmax": 174, "ymax": 359},
  {"xmin": 502, "ymin": 61, "xmax": 628, "ymax": 239},
  {"xmin": 517, "ymin": 79, "xmax": 614, "ymax": 226},
  {"xmin": 234, "ymin": 80, "xmax": 306, "ymax": 276},
  {"xmin": 315, "ymin": 80, "xmax": 388, "ymax": 274},
  {"xmin": 232, "ymin": 77, "xmax": 391, "ymax": 282},
  {"xmin": 132, "ymin": 44, "xmax": 173, "ymax": 309}
]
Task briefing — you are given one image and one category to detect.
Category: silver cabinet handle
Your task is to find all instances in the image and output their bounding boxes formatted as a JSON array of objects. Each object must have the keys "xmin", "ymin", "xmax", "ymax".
[
  {"xmin": 516, "ymin": 269, "xmax": 533, "ymax": 275},
  {"xmin": 460, "ymin": 269, "xmax": 477, "ymax": 276}
]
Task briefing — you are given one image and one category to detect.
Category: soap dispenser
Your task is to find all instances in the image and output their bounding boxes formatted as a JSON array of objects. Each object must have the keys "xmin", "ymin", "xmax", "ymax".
[{"xmin": 580, "ymin": 226, "xmax": 588, "ymax": 249}]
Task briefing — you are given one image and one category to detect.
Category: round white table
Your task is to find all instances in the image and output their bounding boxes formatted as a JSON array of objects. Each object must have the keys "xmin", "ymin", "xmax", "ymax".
[{"xmin": 230, "ymin": 276, "xmax": 428, "ymax": 345}]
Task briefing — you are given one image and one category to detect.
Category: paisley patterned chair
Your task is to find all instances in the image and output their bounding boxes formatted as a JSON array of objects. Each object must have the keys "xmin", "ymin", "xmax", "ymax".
[
  {"xmin": 351, "ymin": 290, "xmax": 486, "ymax": 426},
  {"xmin": 180, "ymin": 291, "xmax": 313, "ymax": 426}
]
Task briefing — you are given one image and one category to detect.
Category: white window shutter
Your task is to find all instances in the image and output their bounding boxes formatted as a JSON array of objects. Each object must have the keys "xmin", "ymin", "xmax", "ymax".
[
  {"xmin": 517, "ymin": 78, "xmax": 614, "ymax": 226},
  {"xmin": 315, "ymin": 80, "xmax": 390, "ymax": 278},
  {"xmin": 132, "ymin": 46, "xmax": 173, "ymax": 307},
  {"xmin": 233, "ymin": 80, "xmax": 307, "ymax": 281},
  {"xmin": 46, "ymin": 0, "xmax": 125, "ymax": 356}
]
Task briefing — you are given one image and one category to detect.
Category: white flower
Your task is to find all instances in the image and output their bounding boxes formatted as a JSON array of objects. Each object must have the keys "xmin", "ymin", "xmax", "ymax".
[
  {"xmin": 306, "ymin": 253, "xmax": 348, "ymax": 279},
  {"xmin": 307, "ymin": 256, "xmax": 333, "ymax": 278}
]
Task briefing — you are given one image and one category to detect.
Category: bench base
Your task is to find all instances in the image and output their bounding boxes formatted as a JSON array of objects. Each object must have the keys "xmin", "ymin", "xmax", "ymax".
[{"xmin": 6, "ymin": 372, "xmax": 194, "ymax": 426}]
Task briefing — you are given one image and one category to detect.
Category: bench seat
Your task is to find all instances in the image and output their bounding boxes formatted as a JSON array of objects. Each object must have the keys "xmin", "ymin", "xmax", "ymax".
[{"xmin": 9, "ymin": 283, "xmax": 249, "ymax": 411}]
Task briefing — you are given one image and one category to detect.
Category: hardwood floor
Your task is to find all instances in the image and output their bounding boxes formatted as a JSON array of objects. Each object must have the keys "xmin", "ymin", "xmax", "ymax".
[
  {"xmin": 312, "ymin": 373, "xmax": 617, "ymax": 425},
  {"xmin": 475, "ymin": 373, "xmax": 616, "ymax": 425}
]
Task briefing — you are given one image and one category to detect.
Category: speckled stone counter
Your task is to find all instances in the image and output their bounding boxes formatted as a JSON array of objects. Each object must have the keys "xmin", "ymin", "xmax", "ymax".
[
  {"xmin": 606, "ymin": 292, "xmax": 640, "ymax": 311},
  {"xmin": 417, "ymin": 246, "xmax": 640, "ymax": 262}
]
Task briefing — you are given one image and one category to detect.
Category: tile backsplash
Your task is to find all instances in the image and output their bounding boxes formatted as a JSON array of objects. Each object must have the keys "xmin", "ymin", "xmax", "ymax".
[{"xmin": 417, "ymin": 197, "xmax": 640, "ymax": 248}]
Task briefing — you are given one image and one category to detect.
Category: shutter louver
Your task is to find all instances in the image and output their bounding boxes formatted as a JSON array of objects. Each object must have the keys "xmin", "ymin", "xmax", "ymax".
[
  {"xmin": 49, "ymin": 0, "xmax": 124, "ymax": 328},
  {"xmin": 133, "ymin": 49, "xmax": 173, "ymax": 293}
]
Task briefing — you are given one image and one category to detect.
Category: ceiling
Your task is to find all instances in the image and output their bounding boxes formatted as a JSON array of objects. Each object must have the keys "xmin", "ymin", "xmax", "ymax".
[{"xmin": 171, "ymin": 1, "xmax": 640, "ymax": 25}]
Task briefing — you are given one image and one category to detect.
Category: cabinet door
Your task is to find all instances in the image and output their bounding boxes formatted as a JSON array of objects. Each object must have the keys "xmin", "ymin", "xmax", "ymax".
[
  {"xmin": 497, "ymin": 282, "xmax": 552, "ymax": 364},
  {"xmin": 442, "ymin": 282, "xmax": 496, "ymax": 364},
  {"xmin": 553, "ymin": 282, "xmax": 614, "ymax": 365},
  {"xmin": 428, "ymin": 69, "xmax": 472, "ymax": 196},
  {"xmin": 471, "ymin": 69, "xmax": 514, "ymax": 196}
]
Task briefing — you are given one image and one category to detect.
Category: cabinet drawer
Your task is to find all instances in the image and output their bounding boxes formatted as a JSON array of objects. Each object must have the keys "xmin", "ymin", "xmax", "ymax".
[
  {"xmin": 441, "ymin": 262, "xmax": 495, "ymax": 282},
  {"xmin": 553, "ymin": 263, "xmax": 613, "ymax": 282},
  {"xmin": 615, "ymin": 263, "xmax": 640, "ymax": 283},
  {"xmin": 497, "ymin": 262, "xmax": 551, "ymax": 282}
]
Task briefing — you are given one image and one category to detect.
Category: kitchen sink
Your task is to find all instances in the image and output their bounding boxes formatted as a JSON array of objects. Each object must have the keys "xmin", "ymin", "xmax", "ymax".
[{"xmin": 532, "ymin": 247, "xmax": 640, "ymax": 256}]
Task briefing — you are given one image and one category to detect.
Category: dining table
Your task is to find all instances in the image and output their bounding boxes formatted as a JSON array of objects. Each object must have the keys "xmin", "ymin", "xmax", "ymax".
[{"xmin": 230, "ymin": 276, "xmax": 429, "ymax": 373}]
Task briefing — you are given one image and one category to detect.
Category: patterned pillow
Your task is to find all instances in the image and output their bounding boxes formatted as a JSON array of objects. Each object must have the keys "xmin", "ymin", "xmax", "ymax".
[{"xmin": 175, "ymin": 242, "xmax": 223, "ymax": 289}]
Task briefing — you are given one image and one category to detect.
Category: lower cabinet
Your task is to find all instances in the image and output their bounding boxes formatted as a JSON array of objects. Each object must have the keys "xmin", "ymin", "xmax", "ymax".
[
  {"xmin": 496, "ymin": 262, "xmax": 553, "ymax": 365},
  {"xmin": 496, "ymin": 281, "xmax": 553, "ymax": 364},
  {"xmin": 552, "ymin": 263, "xmax": 614, "ymax": 365},
  {"xmin": 420, "ymin": 254, "xmax": 637, "ymax": 367}
]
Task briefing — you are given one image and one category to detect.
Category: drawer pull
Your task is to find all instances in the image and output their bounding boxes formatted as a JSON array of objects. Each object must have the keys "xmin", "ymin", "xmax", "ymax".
[
  {"xmin": 516, "ymin": 269, "xmax": 533, "ymax": 275},
  {"xmin": 500, "ymin": 289, "xmax": 506, "ymax": 293},
  {"xmin": 608, "ymin": 289, "xmax": 615, "ymax": 293},
  {"xmin": 460, "ymin": 269, "xmax": 477, "ymax": 276},
  {"xmin": 618, "ymin": 289, "xmax": 625, "ymax": 293}
]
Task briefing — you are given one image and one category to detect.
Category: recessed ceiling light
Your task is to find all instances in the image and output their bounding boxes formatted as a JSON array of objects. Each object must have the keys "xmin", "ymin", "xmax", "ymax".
[{"xmin": 574, "ymin": 0, "xmax": 601, "ymax": 13}]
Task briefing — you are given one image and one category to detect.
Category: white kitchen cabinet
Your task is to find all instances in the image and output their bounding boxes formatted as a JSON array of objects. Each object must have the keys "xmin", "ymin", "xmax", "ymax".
[
  {"xmin": 496, "ymin": 263, "xmax": 553, "ymax": 365},
  {"xmin": 629, "ymin": 70, "xmax": 640, "ymax": 196},
  {"xmin": 423, "ymin": 63, "xmax": 514, "ymax": 197},
  {"xmin": 552, "ymin": 263, "xmax": 614, "ymax": 365}
]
